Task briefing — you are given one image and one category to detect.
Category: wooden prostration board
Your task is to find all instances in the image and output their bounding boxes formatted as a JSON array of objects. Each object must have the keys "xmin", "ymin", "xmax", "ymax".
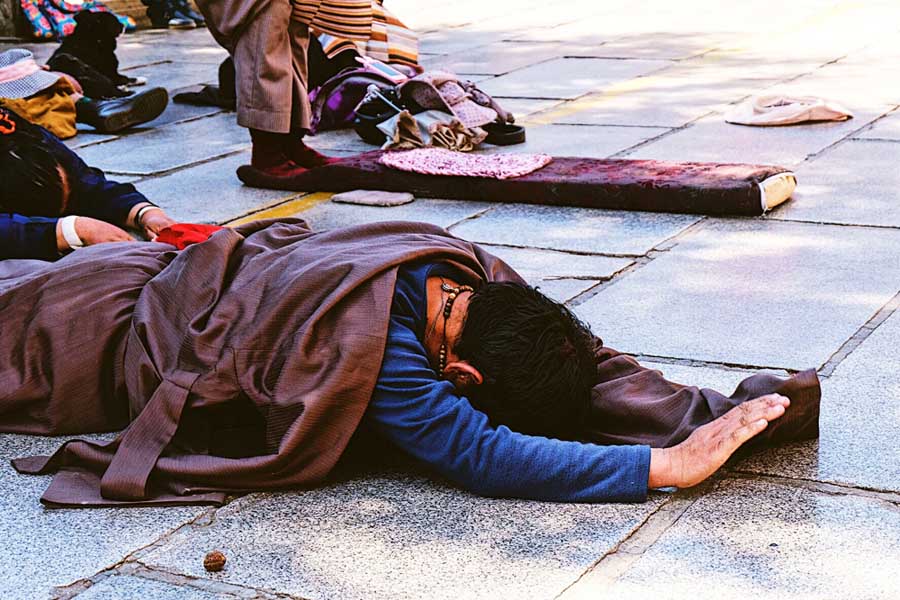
[{"xmin": 238, "ymin": 150, "xmax": 796, "ymax": 216}]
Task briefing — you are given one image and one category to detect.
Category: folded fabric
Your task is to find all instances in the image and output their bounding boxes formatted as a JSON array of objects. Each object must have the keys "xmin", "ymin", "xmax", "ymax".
[
  {"xmin": 0, "ymin": 78, "xmax": 79, "ymax": 139},
  {"xmin": 156, "ymin": 223, "xmax": 226, "ymax": 250},
  {"xmin": 0, "ymin": 49, "xmax": 61, "ymax": 99},
  {"xmin": 725, "ymin": 94, "xmax": 853, "ymax": 126},
  {"xmin": 401, "ymin": 71, "xmax": 501, "ymax": 129},
  {"xmin": 379, "ymin": 109, "xmax": 487, "ymax": 152},
  {"xmin": 379, "ymin": 147, "xmax": 552, "ymax": 180}
]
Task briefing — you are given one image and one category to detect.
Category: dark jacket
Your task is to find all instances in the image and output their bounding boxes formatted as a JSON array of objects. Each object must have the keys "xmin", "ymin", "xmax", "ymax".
[{"xmin": 0, "ymin": 111, "xmax": 147, "ymax": 260}]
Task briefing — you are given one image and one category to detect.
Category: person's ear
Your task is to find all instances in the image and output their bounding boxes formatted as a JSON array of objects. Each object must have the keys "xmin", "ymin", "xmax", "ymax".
[{"xmin": 443, "ymin": 361, "xmax": 483, "ymax": 388}]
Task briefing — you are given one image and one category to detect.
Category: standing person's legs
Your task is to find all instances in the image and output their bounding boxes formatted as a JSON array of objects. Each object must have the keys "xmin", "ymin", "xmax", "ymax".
[
  {"xmin": 281, "ymin": 17, "xmax": 332, "ymax": 168},
  {"xmin": 231, "ymin": 0, "xmax": 293, "ymax": 134},
  {"xmin": 197, "ymin": 0, "xmax": 331, "ymax": 178}
]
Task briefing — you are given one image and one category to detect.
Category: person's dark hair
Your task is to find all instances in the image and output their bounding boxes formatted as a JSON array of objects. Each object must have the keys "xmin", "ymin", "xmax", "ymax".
[
  {"xmin": 455, "ymin": 281, "xmax": 597, "ymax": 439},
  {"xmin": 0, "ymin": 111, "xmax": 67, "ymax": 216}
]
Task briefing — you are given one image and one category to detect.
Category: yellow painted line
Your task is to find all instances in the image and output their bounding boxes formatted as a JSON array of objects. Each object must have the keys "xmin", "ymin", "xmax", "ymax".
[{"xmin": 223, "ymin": 192, "xmax": 333, "ymax": 227}]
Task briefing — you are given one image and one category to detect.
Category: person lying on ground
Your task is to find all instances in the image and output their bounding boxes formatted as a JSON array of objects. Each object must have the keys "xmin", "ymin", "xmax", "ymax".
[
  {"xmin": 0, "ymin": 107, "xmax": 175, "ymax": 261},
  {"xmin": 0, "ymin": 218, "xmax": 818, "ymax": 507}
]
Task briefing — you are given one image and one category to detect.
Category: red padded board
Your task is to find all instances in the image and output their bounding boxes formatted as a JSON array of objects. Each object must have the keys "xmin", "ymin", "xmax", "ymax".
[{"xmin": 238, "ymin": 150, "xmax": 794, "ymax": 216}]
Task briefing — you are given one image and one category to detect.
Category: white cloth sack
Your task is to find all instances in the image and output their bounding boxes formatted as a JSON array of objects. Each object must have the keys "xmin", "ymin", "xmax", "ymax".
[{"xmin": 725, "ymin": 95, "xmax": 853, "ymax": 126}]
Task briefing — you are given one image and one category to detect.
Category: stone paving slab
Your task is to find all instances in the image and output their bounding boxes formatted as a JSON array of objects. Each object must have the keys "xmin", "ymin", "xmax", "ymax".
[
  {"xmin": 297, "ymin": 197, "xmax": 492, "ymax": 231},
  {"xmin": 483, "ymin": 123, "xmax": 668, "ymax": 158},
  {"xmin": 115, "ymin": 40, "xmax": 229, "ymax": 69},
  {"xmin": 141, "ymin": 96, "xmax": 225, "ymax": 130},
  {"xmin": 134, "ymin": 28, "xmax": 221, "ymax": 47},
  {"xmin": 566, "ymin": 478, "xmax": 900, "ymax": 600},
  {"xmin": 624, "ymin": 108, "xmax": 888, "ymax": 166},
  {"xmin": 478, "ymin": 244, "xmax": 633, "ymax": 303},
  {"xmin": 736, "ymin": 308, "xmax": 900, "ymax": 494},
  {"xmin": 64, "ymin": 129, "xmax": 119, "ymax": 150},
  {"xmin": 480, "ymin": 57, "xmax": 670, "ymax": 100},
  {"xmin": 77, "ymin": 113, "xmax": 248, "ymax": 175},
  {"xmin": 122, "ymin": 61, "xmax": 217, "ymax": 92},
  {"xmin": 496, "ymin": 97, "xmax": 562, "ymax": 119},
  {"xmin": 421, "ymin": 41, "xmax": 564, "ymax": 75},
  {"xmin": 74, "ymin": 574, "xmax": 226, "ymax": 600},
  {"xmin": 549, "ymin": 67, "xmax": 766, "ymax": 128},
  {"xmin": 679, "ymin": 49, "xmax": 832, "ymax": 83},
  {"xmin": 449, "ymin": 204, "xmax": 700, "ymax": 255},
  {"xmin": 0, "ymin": 434, "xmax": 204, "ymax": 600},
  {"xmin": 134, "ymin": 151, "xmax": 301, "ymax": 224},
  {"xmin": 141, "ymin": 469, "xmax": 670, "ymax": 600},
  {"xmin": 566, "ymin": 34, "xmax": 719, "ymax": 61},
  {"xmin": 418, "ymin": 28, "xmax": 518, "ymax": 55},
  {"xmin": 574, "ymin": 218, "xmax": 900, "ymax": 370},
  {"xmin": 769, "ymin": 139, "xmax": 900, "ymax": 228},
  {"xmin": 856, "ymin": 111, "xmax": 900, "ymax": 140}
]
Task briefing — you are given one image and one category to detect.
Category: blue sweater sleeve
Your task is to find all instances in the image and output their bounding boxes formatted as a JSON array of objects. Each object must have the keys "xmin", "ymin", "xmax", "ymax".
[
  {"xmin": 0, "ymin": 213, "xmax": 59, "ymax": 260},
  {"xmin": 365, "ymin": 313, "xmax": 651, "ymax": 503},
  {"xmin": 48, "ymin": 127, "xmax": 149, "ymax": 226}
]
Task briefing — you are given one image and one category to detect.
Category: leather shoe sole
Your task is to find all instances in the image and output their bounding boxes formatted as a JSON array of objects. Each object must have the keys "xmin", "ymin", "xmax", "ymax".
[{"xmin": 83, "ymin": 87, "xmax": 170, "ymax": 133}]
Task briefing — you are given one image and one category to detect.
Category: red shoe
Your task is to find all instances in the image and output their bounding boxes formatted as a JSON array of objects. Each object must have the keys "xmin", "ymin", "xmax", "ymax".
[
  {"xmin": 284, "ymin": 138, "xmax": 336, "ymax": 168},
  {"xmin": 237, "ymin": 157, "xmax": 311, "ymax": 190}
]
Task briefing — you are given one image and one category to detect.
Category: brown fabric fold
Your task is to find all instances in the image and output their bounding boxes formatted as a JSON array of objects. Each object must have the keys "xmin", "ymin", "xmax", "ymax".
[{"xmin": 585, "ymin": 346, "xmax": 820, "ymax": 449}]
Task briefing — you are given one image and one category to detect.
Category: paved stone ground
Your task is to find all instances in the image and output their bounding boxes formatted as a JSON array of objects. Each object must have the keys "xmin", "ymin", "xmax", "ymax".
[{"xmin": 2, "ymin": 1, "xmax": 900, "ymax": 598}]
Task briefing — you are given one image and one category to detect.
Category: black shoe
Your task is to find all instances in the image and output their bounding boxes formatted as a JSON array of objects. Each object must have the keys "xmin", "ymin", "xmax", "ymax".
[{"xmin": 77, "ymin": 87, "xmax": 170, "ymax": 133}]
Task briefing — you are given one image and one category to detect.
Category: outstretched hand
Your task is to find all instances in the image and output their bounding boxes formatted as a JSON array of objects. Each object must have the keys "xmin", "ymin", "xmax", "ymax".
[
  {"xmin": 140, "ymin": 209, "xmax": 177, "ymax": 241},
  {"xmin": 649, "ymin": 394, "xmax": 790, "ymax": 489},
  {"xmin": 56, "ymin": 216, "xmax": 133, "ymax": 252}
]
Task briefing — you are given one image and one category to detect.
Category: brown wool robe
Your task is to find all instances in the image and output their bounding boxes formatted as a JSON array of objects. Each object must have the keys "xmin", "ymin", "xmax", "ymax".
[{"xmin": 0, "ymin": 219, "xmax": 820, "ymax": 507}]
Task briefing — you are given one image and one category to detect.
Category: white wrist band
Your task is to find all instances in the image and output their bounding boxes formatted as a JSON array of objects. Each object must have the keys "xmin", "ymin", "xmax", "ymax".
[
  {"xmin": 136, "ymin": 205, "xmax": 162, "ymax": 227},
  {"xmin": 60, "ymin": 215, "xmax": 84, "ymax": 250}
]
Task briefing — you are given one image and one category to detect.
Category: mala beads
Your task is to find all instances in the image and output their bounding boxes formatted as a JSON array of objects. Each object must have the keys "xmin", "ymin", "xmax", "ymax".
[{"xmin": 437, "ymin": 282, "xmax": 473, "ymax": 378}]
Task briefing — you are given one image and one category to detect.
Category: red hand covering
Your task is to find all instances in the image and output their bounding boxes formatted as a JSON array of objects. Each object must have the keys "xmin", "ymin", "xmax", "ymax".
[{"xmin": 156, "ymin": 223, "xmax": 225, "ymax": 250}]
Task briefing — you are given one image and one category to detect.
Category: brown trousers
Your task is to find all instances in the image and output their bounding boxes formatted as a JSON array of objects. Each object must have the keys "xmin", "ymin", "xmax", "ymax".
[{"xmin": 196, "ymin": 0, "xmax": 311, "ymax": 133}]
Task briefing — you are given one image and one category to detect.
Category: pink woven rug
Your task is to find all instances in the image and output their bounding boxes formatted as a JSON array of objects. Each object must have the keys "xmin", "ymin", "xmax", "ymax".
[{"xmin": 379, "ymin": 148, "xmax": 553, "ymax": 180}]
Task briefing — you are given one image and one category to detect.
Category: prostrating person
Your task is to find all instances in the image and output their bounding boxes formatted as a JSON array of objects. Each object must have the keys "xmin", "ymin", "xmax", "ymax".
[{"xmin": 0, "ymin": 218, "xmax": 819, "ymax": 507}]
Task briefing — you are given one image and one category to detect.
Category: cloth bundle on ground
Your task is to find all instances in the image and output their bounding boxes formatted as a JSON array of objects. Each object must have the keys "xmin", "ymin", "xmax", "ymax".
[
  {"xmin": 726, "ymin": 95, "xmax": 853, "ymax": 126},
  {"xmin": 0, "ymin": 219, "xmax": 818, "ymax": 507},
  {"xmin": 378, "ymin": 110, "xmax": 488, "ymax": 152},
  {"xmin": 237, "ymin": 150, "xmax": 797, "ymax": 216},
  {"xmin": 352, "ymin": 71, "xmax": 521, "ymax": 148},
  {"xmin": 19, "ymin": 0, "xmax": 135, "ymax": 40}
]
